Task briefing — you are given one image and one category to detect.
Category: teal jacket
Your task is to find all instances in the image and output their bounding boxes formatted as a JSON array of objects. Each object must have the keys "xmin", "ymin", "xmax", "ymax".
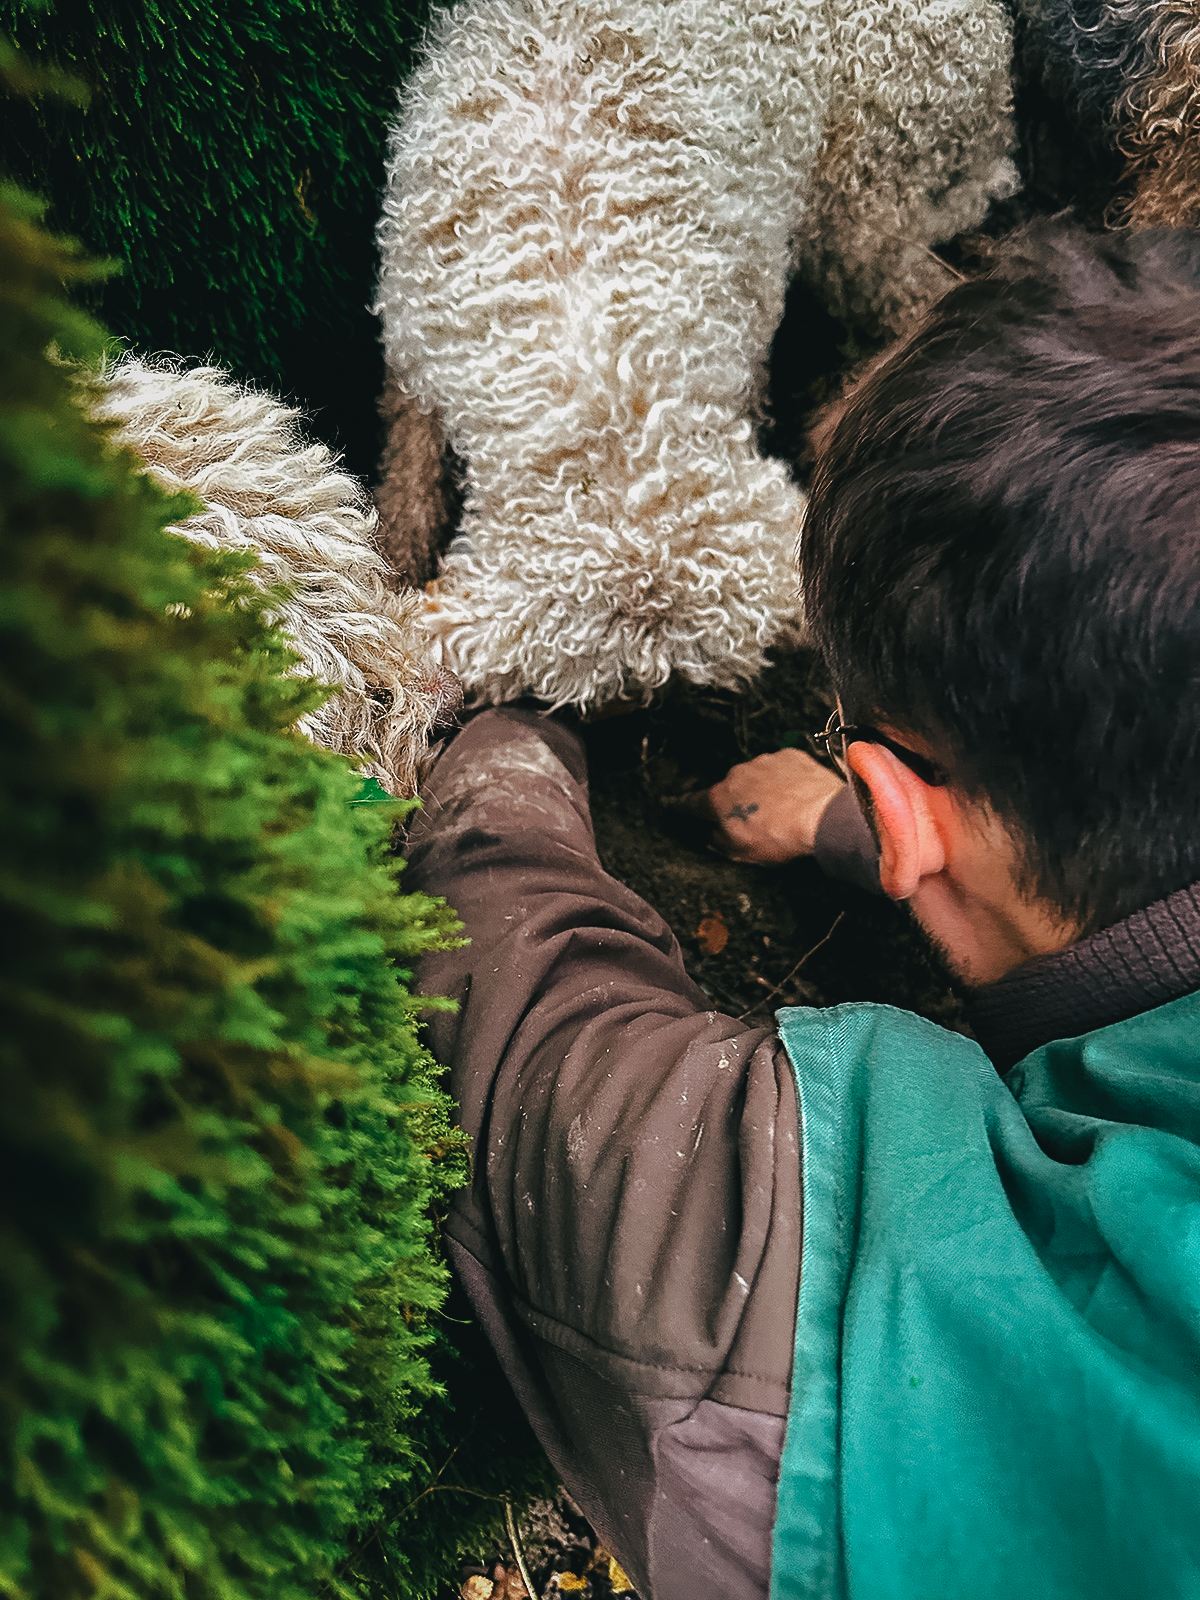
[{"xmin": 772, "ymin": 993, "xmax": 1200, "ymax": 1599}]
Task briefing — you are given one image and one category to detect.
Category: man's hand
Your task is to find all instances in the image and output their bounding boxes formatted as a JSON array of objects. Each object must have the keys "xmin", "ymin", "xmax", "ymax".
[{"xmin": 708, "ymin": 749, "xmax": 846, "ymax": 864}]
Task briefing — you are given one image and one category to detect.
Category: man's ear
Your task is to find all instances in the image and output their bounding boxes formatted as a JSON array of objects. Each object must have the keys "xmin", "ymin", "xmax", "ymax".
[{"xmin": 845, "ymin": 741, "xmax": 947, "ymax": 900}]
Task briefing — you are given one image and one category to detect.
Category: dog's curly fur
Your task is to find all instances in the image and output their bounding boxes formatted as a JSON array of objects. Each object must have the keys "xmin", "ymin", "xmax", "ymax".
[
  {"xmin": 97, "ymin": 356, "xmax": 454, "ymax": 796},
  {"xmin": 1016, "ymin": 1, "xmax": 1199, "ymax": 226},
  {"xmin": 1014, "ymin": 0, "xmax": 1140, "ymax": 144},
  {"xmin": 795, "ymin": 0, "xmax": 1017, "ymax": 336},
  {"xmin": 1116, "ymin": 2, "xmax": 1200, "ymax": 227},
  {"xmin": 377, "ymin": 0, "xmax": 1016, "ymax": 709}
]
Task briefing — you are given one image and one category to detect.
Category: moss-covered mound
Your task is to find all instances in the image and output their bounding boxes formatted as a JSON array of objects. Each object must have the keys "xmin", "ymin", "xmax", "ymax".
[
  {"xmin": 0, "ymin": 0, "xmax": 441, "ymax": 475},
  {"xmin": 0, "ymin": 159, "xmax": 478, "ymax": 1596}
]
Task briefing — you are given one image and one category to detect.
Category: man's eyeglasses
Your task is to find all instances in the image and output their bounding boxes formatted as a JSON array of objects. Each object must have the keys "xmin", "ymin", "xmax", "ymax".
[{"xmin": 811, "ymin": 708, "xmax": 947, "ymax": 788}]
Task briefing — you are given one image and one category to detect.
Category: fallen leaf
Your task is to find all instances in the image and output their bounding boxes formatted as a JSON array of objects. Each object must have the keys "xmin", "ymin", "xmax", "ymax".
[
  {"xmin": 607, "ymin": 1554, "xmax": 635, "ymax": 1592},
  {"xmin": 461, "ymin": 1578, "xmax": 494, "ymax": 1600},
  {"xmin": 555, "ymin": 1574, "xmax": 588, "ymax": 1593},
  {"xmin": 695, "ymin": 910, "xmax": 728, "ymax": 956}
]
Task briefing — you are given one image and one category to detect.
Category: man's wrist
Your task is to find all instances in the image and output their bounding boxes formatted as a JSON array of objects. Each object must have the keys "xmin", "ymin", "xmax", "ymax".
[
  {"xmin": 708, "ymin": 749, "xmax": 846, "ymax": 863},
  {"xmin": 813, "ymin": 783, "xmax": 882, "ymax": 892}
]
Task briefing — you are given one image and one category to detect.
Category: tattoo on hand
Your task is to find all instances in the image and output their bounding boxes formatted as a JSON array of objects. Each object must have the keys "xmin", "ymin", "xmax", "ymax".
[{"xmin": 725, "ymin": 802, "xmax": 759, "ymax": 822}]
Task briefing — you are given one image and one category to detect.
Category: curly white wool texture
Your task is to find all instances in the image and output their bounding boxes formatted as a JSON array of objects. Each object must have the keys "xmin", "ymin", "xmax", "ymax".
[
  {"xmin": 798, "ymin": 0, "xmax": 1018, "ymax": 335},
  {"xmin": 377, "ymin": 0, "xmax": 1016, "ymax": 709},
  {"xmin": 379, "ymin": 0, "xmax": 822, "ymax": 708},
  {"xmin": 97, "ymin": 357, "xmax": 448, "ymax": 796}
]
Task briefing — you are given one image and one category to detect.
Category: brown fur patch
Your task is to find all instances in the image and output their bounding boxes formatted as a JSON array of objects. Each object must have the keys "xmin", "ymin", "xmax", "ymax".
[
  {"xmin": 1118, "ymin": 3, "xmax": 1200, "ymax": 228},
  {"xmin": 374, "ymin": 380, "xmax": 464, "ymax": 589}
]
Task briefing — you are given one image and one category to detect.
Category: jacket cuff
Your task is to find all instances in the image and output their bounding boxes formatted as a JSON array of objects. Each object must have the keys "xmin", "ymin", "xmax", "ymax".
[{"xmin": 813, "ymin": 783, "xmax": 881, "ymax": 893}]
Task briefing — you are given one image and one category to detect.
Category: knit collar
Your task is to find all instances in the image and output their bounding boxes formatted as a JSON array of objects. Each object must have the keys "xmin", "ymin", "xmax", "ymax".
[{"xmin": 967, "ymin": 880, "xmax": 1200, "ymax": 1073}]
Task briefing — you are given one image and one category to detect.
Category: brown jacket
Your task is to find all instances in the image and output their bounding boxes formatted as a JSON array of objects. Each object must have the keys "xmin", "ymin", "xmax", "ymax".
[{"xmin": 406, "ymin": 707, "xmax": 801, "ymax": 1599}]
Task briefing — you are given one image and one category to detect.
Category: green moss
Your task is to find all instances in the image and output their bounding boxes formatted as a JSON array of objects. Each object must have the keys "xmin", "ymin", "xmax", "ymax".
[
  {"xmin": 0, "ymin": 173, "xmax": 479, "ymax": 1598},
  {"xmin": 0, "ymin": 0, "xmax": 441, "ymax": 475}
]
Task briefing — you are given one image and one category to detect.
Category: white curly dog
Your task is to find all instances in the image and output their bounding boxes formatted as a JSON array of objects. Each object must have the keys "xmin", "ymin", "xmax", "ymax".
[
  {"xmin": 376, "ymin": 0, "xmax": 1018, "ymax": 710},
  {"xmin": 98, "ymin": 356, "xmax": 460, "ymax": 797}
]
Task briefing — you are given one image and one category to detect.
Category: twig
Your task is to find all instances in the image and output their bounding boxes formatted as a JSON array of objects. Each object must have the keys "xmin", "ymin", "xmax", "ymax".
[
  {"xmin": 343, "ymin": 1467, "xmax": 504, "ymax": 1585},
  {"xmin": 394, "ymin": 1438, "xmax": 507, "ymax": 1522},
  {"xmin": 505, "ymin": 1499, "xmax": 539, "ymax": 1600},
  {"xmin": 696, "ymin": 972, "xmax": 751, "ymax": 1014},
  {"xmin": 924, "ymin": 243, "xmax": 967, "ymax": 281},
  {"xmin": 396, "ymin": 1483, "xmax": 507, "ymax": 1517},
  {"xmin": 737, "ymin": 912, "xmax": 845, "ymax": 1021}
]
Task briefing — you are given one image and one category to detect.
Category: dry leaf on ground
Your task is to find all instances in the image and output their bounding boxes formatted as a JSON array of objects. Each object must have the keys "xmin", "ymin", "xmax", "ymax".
[{"xmin": 696, "ymin": 910, "xmax": 729, "ymax": 955}]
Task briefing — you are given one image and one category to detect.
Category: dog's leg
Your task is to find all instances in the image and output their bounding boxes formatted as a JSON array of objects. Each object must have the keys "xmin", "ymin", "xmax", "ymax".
[{"xmin": 375, "ymin": 378, "xmax": 465, "ymax": 589}]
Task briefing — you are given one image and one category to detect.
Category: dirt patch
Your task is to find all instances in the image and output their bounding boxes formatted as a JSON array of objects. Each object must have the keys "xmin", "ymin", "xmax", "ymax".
[
  {"xmin": 580, "ymin": 650, "xmax": 970, "ymax": 1035},
  {"xmin": 453, "ymin": 1494, "xmax": 640, "ymax": 1600}
]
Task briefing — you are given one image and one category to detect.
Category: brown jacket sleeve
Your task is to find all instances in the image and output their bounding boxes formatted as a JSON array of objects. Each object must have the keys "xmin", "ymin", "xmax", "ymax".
[{"xmin": 404, "ymin": 707, "xmax": 801, "ymax": 1600}]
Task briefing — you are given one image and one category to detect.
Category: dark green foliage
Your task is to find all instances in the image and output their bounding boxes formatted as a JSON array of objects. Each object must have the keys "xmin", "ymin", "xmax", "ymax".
[
  {"xmin": 350, "ymin": 1292, "xmax": 559, "ymax": 1598},
  {"xmin": 0, "ymin": 0, "xmax": 441, "ymax": 476},
  {"xmin": 0, "ymin": 173, "xmax": 481, "ymax": 1597}
]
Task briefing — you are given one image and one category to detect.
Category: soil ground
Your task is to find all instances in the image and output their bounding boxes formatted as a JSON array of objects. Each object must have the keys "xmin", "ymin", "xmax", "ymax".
[{"xmin": 581, "ymin": 655, "xmax": 969, "ymax": 1031}]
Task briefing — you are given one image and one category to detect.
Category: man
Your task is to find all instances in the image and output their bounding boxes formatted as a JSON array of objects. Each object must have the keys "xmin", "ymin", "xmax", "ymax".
[{"xmin": 404, "ymin": 223, "xmax": 1200, "ymax": 1599}]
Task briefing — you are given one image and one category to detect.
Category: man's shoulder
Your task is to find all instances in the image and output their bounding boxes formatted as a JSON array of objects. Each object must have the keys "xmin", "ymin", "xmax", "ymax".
[
  {"xmin": 775, "ymin": 1000, "xmax": 986, "ymax": 1080},
  {"xmin": 770, "ymin": 996, "xmax": 1200, "ymax": 1600},
  {"xmin": 777, "ymin": 986, "xmax": 1200, "ymax": 1082}
]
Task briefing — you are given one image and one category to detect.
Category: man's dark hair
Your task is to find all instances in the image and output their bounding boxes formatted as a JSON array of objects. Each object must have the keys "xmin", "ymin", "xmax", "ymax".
[{"xmin": 799, "ymin": 221, "xmax": 1200, "ymax": 937}]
